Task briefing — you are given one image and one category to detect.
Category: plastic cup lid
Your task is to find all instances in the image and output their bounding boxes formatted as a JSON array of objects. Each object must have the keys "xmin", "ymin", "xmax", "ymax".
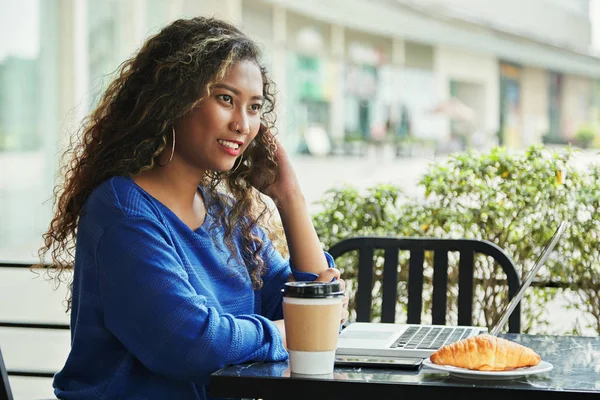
[{"xmin": 283, "ymin": 280, "xmax": 344, "ymax": 298}]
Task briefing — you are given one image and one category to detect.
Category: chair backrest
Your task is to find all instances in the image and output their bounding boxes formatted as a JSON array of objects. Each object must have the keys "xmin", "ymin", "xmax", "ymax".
[
  {"xmin": 0, "ymin": 346, "xmax": 14, "ymax": 400},
  {"xmin": 328, "ymin": 236, "xmax": 521, "ymax": 333}
]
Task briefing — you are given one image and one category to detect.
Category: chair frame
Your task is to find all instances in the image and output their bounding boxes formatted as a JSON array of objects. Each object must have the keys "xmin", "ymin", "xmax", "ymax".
[
  {"xmin": 328, "ymin": 236, "xmax": 521, "ymax": 333},
  {"xmin": 0, "ymin": 346, "xmax": 14, "ymax": 400}
]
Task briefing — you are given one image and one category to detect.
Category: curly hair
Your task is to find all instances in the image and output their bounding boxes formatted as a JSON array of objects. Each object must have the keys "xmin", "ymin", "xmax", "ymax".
[{"xmin": 37, "ymin": 17, "xmax": 282, "ymax": 310}]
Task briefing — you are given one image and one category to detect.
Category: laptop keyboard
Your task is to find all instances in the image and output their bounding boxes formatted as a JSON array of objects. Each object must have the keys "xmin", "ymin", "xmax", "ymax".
[{"xmin": 390, "ymin": 326, "xmax": 475, "ymax": 350}]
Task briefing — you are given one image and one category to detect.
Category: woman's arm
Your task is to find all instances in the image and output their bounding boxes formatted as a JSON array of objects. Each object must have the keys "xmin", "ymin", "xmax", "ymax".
[
  {"xmin": 255, "ymin": 224, "xmax": 338, "ymax": 319},
  {"xmin": 275, "ymin": 193, "xmax": 330, "ymax": 275},
  {"xmin": 251, "ymin": 133, "xmax": 347, "ymax": 329},
  {"xmin": 96, "ymin": 218, "xmax": 288, "ymax": 383},
  {"xmin": 256, "ymin": 136, "xmax": 331, "ymax": 276}
]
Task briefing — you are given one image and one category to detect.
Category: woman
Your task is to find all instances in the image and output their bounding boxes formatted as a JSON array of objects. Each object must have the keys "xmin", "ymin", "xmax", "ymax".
[{"xmin": 39, "ymin": 16, "xmax": 347, "ymax": 400}]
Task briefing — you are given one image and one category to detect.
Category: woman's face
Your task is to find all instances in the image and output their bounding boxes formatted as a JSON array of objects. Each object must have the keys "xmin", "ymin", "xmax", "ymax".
[{"xmin": 175, "ymin": 60, "xmax": 264, "ymax": 174}]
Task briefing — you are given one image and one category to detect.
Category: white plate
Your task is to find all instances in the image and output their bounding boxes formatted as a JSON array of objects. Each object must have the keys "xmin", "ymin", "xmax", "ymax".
[{"xmin": 422, "ymin": 358, "xmax": 553, "ymax": 380}]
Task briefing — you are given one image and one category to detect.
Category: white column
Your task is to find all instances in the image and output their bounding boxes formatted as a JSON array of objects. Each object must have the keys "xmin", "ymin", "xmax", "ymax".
[
  {"xmin": 133, "ymin": 0, "xmax": 147, "ymax": 43},
  {"xmin": 390, "ymin": 37, "xmax": 405, "ymax": 138},
  {"xmin": 392, "ymin": 37, "xmax": 405, "ymax": 66},
  {"xmin": 115, "ymin": 0, "xmax": 146, "ymax": 62},
  {"xmin": 58, "ymin": 0, "xmax": 77, "ymax": 150},
  {"xmin": 224, "ymin": 0, "xmax": 243, "ymax": 25},
  {"xmin": 272, "ymin": 5, "xmax": 288, "ymax": 140},
  {"xmin": 73, "ymin": 0, "xmax": 89, "ymax": 120},
  {"xmin": 433, "ymin": 45, "xmax": 450, "ymax": 139},
  {"xmin": 35, "ymin": 0, "xmax": 64, "ymax": 241},
  {"xmin": 487, "ymin": 61, "xmax": 501, "ymax": 146},
  {"xmin": 167, "ymin": 0, "xmax": 184, "ymax": 20},
  {"xmin": 329, "ymin": 24, "xmax": 345, "ymax": 140},
  {"xmin": 177, "ymin": 0, "xmax": 242, "ymax": 24}
]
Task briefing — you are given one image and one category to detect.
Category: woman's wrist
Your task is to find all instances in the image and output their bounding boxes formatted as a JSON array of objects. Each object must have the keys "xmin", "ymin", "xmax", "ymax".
[
  {"xmin": 274, "ymin": 319, "xmax": 287, "ymax": 348},
  {"xmin": 272, "ymin": 190, "xmax": 305, "ymax": 212}
]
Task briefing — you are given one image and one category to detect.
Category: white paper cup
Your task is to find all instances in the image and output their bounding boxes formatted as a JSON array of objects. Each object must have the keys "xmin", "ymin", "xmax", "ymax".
[{"xmin": 282, "ymin": 282, "xmax": 344, "ymax": 375}]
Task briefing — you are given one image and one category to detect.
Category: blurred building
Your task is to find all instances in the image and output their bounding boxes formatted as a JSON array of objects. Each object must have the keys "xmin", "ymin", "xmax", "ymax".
[
  {"xmin": 1, "ymin": 0, "xmax": 600, "ymax": 262},
  {"xmin": 3, "ymin": 0, "xmax": 596, "ymax": 154},
  {"xmin": 239, "ymin": 0, "xmax": 600, "ymax": 150},
  {"xmin": 70, "ymin": 0, "xmax": 593, "ymax": 152}
]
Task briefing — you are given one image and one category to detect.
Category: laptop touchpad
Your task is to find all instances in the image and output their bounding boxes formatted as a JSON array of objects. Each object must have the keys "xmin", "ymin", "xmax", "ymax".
[{"xmin": 341, "ymin": 330, "xmax": 396, "ymax": 340}]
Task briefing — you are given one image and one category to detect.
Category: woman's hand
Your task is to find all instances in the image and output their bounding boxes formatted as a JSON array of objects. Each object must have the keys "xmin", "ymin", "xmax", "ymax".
[
  {"xmin": 340, "ymin": 280, "xmax": 350, "ymax": 325},
  {"xmin": 314, "ymin": 268, "xmax": 350, "ymax": 325},
  {"xmin": 251, "ymin": 129, "xmax": 302, "ymax": 206},
  {"xmin": 313, "ymin": 268, "xmax": 340, "ymax": 283},
  {"xmin": 273, "ymin": 319, "xmax": 286, "ymax": 348}
]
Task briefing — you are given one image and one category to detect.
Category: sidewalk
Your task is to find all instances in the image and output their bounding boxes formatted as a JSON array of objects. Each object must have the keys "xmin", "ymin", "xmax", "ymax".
[{"xmin": 291, "ymin": 145, "xmax": 438, "ymax": 211}]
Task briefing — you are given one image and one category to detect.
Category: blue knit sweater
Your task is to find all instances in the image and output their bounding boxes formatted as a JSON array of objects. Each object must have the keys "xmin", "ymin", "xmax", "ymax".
[{"xmin": 53, "ymin": 176, "xmax": 334, "ymax": 400}]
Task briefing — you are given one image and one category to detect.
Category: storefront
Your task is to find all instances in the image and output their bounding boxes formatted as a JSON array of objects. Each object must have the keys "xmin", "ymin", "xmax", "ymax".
[
  {"xmin": 547, "ymin": 71, "xmax": 563, "ymax": 141},
  {"xmin": 342, "ymin": 31, "xmax": 392, "ymax": 143},
  {"xmin": 499, "ymin": 62, "xmax": 523, "ymax": 147},
  {"xmin": 282, "ymin": 11, "xmax": 333, "ymax": 153},
  {"xmin": 434, "ymin": 47, "xmax": 500, "ymax": 149}
]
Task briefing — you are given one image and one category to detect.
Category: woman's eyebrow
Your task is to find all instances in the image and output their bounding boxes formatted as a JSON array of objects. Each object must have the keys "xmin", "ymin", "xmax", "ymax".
[{"xmin": 213, "ymin": 83, "xmax": 263, "ymax": 101}]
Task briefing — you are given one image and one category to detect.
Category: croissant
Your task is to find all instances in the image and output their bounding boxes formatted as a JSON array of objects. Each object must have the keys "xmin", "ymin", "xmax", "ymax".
[{"xmin": 430, "ymin": 334, "xmax": 541, "ymax": 371}]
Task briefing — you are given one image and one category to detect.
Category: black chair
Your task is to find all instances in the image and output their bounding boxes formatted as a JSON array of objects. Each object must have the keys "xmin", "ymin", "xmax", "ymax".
[
  {"xmin": 328, "ymin": 236, "xmax": 522, "ymax": 333},
  {"xmin": 1, "ymin": 346, "xmax": 14, "ymax": 400}
]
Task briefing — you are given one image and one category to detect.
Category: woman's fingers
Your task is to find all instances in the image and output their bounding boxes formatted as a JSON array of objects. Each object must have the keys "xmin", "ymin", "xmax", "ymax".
[
  {"xmin": 338, "ymin": 278, "xmax": 349, "ymax": 324},
  {"xmin": 314, "ymin": 268, "xmax": 341, "ymax": 283},
  {"xmin": 341, "ymin": 308, "xmax": 349, "ymax": 325},
  {"xmin": 313, "ymin": 271, "xmax": 348, "ymax": 324}
]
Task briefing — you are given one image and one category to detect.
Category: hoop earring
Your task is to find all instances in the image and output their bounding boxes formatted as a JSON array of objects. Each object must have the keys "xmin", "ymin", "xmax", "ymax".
[
  {"xmin": 228, "ymin": 154, "xmax": 244, "ymax": 175},
  {"xmin": 157, "ymin": 127, "xmax": 176, "ymax": 167}
]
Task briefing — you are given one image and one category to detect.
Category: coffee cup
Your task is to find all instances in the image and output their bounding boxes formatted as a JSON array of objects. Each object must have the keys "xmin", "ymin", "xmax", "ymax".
[{"xmin": 282, "ymin": 280, "xmax": 344, "ymax": 375}]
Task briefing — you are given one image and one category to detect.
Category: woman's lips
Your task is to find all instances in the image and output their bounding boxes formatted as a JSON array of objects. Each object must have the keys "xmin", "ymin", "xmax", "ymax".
[{"xmin": 218, "ymin": 142, "xmax": 241, "ymax": 156}]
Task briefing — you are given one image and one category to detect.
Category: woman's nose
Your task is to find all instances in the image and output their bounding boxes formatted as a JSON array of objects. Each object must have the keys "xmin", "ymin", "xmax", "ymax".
[{"xmin": 229, "ymin": 115, "xmax": 250, "ymax": 135}]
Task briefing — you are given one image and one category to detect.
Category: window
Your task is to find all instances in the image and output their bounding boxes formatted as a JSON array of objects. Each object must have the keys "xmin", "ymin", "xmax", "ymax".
[{"xmin": 0, "ymin": 0, "xmax": 60, "ymax": 262}]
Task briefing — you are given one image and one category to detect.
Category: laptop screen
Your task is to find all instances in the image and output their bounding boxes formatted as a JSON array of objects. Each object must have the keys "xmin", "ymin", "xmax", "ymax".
[{"xmin": 488, "ymin": 221, "xmax": 568, "ymax": 336}]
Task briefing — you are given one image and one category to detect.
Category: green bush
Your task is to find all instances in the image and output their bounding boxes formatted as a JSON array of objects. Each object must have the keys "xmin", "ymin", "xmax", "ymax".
[
  {"xmin": 313, "ymin": 145, "xmax": 600, "ymax": 335},
  {"xmin": 575, "ymin": 126, "xmax": 596, "ymax": 149}
]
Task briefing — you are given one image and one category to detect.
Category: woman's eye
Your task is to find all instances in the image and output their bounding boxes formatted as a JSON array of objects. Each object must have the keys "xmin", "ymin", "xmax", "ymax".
[
  {"xmin": 250, "ymin": 103, "xmax": 263, "ymax": 112},
  {"xmin": 218, "ymin": 94, "xmax": 233, "ymax": 104}
]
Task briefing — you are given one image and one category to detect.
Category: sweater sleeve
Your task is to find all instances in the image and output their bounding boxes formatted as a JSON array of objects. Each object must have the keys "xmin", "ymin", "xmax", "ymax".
[
  {"xmin": 256, "ymin": 227, "xmax": 336, "ymax": 320},
  {"xmin": 96, "ymin": 218, "xmax": 288, "ymax": 384}
]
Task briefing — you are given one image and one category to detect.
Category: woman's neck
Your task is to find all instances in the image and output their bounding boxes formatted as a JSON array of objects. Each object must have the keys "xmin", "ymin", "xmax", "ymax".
[{"xmin": 133, "ymin": 162, "xmax": 207, "ymax": 230}]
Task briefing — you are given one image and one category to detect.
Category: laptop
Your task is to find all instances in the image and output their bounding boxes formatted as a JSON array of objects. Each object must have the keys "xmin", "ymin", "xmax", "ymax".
[{"xmin": 336, "ymin": 221, "xmax": 568, "ymax": 359}]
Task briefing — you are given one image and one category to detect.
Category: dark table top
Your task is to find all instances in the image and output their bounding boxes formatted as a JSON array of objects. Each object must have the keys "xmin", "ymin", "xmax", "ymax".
[{"xmin": 209, "ymin": 333, "xmax": 600, "ymax": 400}]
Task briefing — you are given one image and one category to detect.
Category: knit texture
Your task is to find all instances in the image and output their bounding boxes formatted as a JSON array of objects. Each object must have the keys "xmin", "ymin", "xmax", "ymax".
[{"xmin": 53, "ymin": 176, "xmax": 334, "ymax": 400}]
